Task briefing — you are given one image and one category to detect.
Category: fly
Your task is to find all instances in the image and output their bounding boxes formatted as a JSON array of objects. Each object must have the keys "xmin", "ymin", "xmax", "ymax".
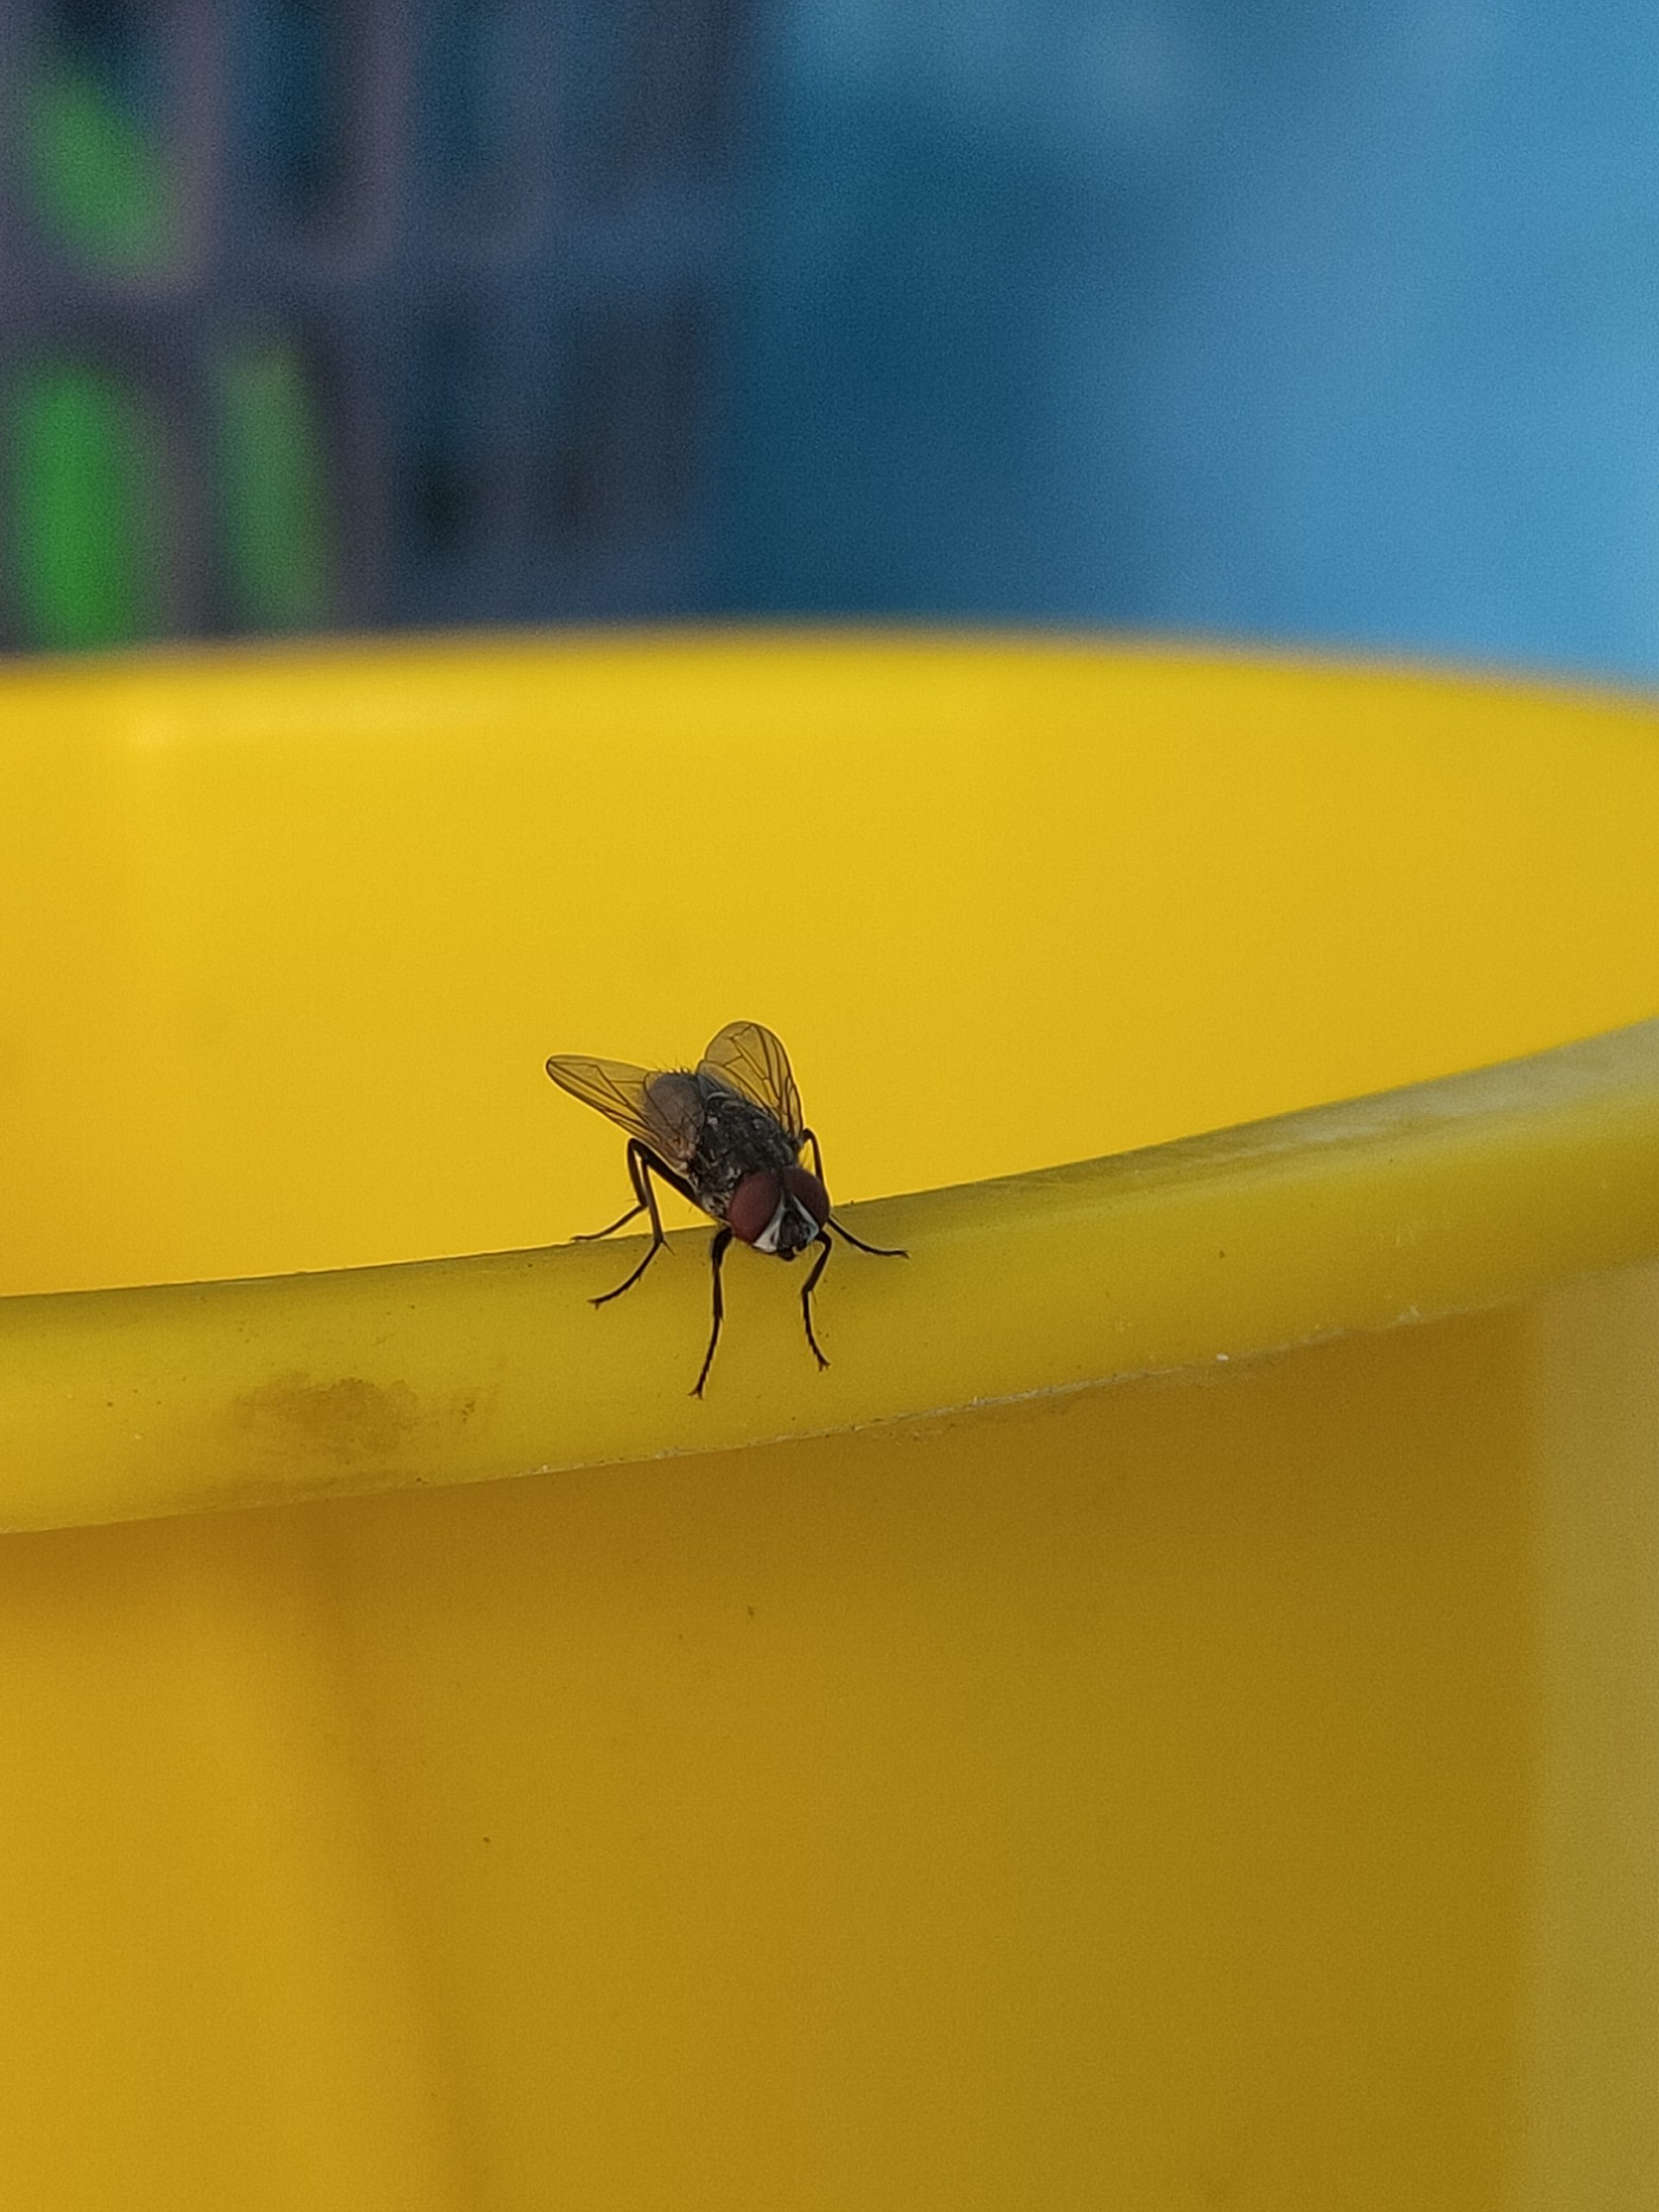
[{"xmin": 545, "ymin": 1020, "xmax": 906, "ymax": 1395}]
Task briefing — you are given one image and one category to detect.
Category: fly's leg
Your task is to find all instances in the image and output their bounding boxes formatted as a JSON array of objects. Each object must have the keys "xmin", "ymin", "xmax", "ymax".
[
  {"xmin": 575, "ymin": 1139, "xmax": 656, "ymax": 1242},
  {"xmin": 592, "ymin": 1235, "xmax": 664, "ymax": 1306},
  {"xmin": 801, "ymin": 1129, "xmax": 907, "ymax": 1257},
  {"xmin": 691, "ymin": 1228, "xmax": 734, "ymax": 1396},
  {"xmin": 593, "ymin": 1144, "xmax": 671, "ymax": 1307},
  {"xmin": 575, "ymin": 1199, "xmax": 646, "ymax": 1243},
  {"xmin": 800, "ymin": 1231, "xmax": 832, "ymax": 1371},
  {"xmin": 828, "ymin": 1216, "xmax": 907, "ymax": 1259}
]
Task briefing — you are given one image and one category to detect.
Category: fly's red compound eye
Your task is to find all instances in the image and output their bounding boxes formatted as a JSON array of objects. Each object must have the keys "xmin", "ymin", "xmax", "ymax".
[
  {"xmin": 728, "ymin": 1172, "xmax": 783, "ymax": 1245},
  {"xmin": 784, "ymin": 1165, "xmax": 830, "ymax": 1229}
]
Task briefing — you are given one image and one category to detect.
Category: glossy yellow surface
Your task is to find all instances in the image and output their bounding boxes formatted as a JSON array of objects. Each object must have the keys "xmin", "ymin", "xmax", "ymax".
[{"xmin": 1, "ymin": 635, "xmax": 1657, "ymax": 2208}]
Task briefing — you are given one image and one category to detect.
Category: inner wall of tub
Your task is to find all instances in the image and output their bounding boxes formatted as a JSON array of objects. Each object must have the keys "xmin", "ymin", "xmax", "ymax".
[{"xmin": 3, "ymin": 640, "xmax": 1658, "ymax": 1295}]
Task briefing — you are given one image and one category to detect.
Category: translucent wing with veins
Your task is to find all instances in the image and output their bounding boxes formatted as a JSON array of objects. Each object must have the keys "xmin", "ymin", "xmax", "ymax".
[
  {"xmin": 696, "ymin": 1020, "xmax": 804, "ymax": 1141},
  {"xmin": 543, "ymin": 1053, "xmax": 704, "ymax": 1169}
]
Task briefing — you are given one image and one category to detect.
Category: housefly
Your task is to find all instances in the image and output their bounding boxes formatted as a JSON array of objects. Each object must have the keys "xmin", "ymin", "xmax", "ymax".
[{"xmin": 545, "ymin": 1020, "xmax": 906, "ymax": 1395}]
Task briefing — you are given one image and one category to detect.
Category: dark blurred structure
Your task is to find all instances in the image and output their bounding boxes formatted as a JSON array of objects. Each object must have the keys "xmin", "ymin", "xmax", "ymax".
[{"xmin": 0, "ymin": 0, "xmax": 749, "ymax": 651}]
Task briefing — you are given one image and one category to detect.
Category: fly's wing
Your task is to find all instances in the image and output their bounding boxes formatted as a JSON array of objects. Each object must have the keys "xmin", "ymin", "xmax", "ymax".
[
  {"xmin": 544, "ymin": 1054, "xmax": 702, "ymax": 1168},
  {"xmin": 696, "ymin": 1020, "xmax": 804, "ymax": 1141}
]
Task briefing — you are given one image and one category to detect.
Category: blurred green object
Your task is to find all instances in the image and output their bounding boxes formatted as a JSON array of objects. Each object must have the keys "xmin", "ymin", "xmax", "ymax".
[
  {"xmin": 21, "ymin": 55, "xmax": 177, "ymax": 275},
  {"xmin": 9, "ymin": 363, "xmax": 166, "ymax": 650},
  {"xmin": 211, "ymin": 342, "xmax": 337, "ymax": 632},
  {"xmin": 12, "ymin": 41, "xmax": 336, "ymax": 643},
  {"xmin": 2, "ymin": 3, "xmax": 738, "ymax": 651}
]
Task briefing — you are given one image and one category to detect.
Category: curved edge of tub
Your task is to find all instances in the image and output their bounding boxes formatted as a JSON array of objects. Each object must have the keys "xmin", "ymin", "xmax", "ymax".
[{"xmin": 2, "ymin": 1015, "xmax": 1657, "ymax": 1533}]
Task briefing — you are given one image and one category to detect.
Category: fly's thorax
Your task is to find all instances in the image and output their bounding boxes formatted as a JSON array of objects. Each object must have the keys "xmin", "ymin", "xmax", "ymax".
[{"xmin": 687, "ymin": 1084, "xmax": 799, "ymax": 1213}]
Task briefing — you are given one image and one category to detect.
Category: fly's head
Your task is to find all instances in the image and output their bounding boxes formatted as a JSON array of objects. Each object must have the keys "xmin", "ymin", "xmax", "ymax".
[{"xmin": 728, "ymin": 1166, "xmax": 830, "ymax": 1261}]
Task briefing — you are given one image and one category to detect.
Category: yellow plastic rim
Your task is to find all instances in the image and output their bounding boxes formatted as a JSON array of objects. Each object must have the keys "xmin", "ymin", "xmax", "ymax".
[
  {"xmin": 1, "ymin": 633, "xmax": 1656, "ymax": 1529},
  {"xmin": 0, "ymin": 1016, "xmax": 1653, "ymax": 1532}
]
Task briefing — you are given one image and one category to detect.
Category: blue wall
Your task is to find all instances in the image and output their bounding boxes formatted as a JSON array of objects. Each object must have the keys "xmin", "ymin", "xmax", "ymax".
[{"xmin": 718, "ymin": 1, "xmax": 1659, "ymax": 683}]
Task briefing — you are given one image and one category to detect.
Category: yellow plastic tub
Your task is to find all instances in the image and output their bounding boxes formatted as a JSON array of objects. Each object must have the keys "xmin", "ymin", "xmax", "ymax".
[{"xmin": 2, "ymin": 634, "xmax": 1657, "ymax": 2209}]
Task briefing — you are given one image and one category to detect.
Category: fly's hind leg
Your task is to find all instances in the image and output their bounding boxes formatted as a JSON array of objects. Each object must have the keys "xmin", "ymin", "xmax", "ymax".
[
  {"xmin": 592, "ymin": 1143, "xmax": 671, "ymax": 1306},
  {"xmin": 575, "ymin": 1199, "xmax": 645, "ymax": 1243},
  {"xmin": 576, "ymin": 1138, "xmax": 658, "ymax": 1242},
  {"xmin": 691, "ymin": 1228, "xmax": 734, "ymax": 1396}
]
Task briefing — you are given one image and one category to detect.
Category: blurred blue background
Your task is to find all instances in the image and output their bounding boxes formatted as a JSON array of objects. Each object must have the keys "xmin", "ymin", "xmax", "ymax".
[
  {"xmin": 3, "ymin": 0, "xmax": 1656, "ymax": 683},
  {"xmin": 719, "ymin": 0, "xmax": 1659, "ymax": 683}
]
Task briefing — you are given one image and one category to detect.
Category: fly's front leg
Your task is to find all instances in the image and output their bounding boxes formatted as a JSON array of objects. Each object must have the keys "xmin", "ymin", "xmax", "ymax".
[
  {"xmin": 592, "ymin": 1143, "xmax": 671, "ymax": 1306},
  {"xmin": 800, "ymin": 1231, "xmax": 832, "ymax": 1371},
  {"xmin": 827, "ymin": 1217, "xmax": 907, "ymax": 1259},
  {"xmin": 692, "ymin": 1228, "xmax": 734, "ymax": 1396},
  {"xmin": 801, "ymin": 1128, "xmax": 906, "ymax": 1257}
]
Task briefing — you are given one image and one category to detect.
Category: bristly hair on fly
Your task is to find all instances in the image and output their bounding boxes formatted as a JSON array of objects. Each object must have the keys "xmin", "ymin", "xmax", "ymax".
[{"xmin": 545, "ymin": 1020, "xmax": 906, "ymax": 1395}]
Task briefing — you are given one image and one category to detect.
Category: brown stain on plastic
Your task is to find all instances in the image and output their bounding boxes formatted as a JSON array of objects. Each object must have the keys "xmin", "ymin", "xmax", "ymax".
[{"xmin": 236, "ymin": 1372, "xmax": 421, "ymax": 1463}]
